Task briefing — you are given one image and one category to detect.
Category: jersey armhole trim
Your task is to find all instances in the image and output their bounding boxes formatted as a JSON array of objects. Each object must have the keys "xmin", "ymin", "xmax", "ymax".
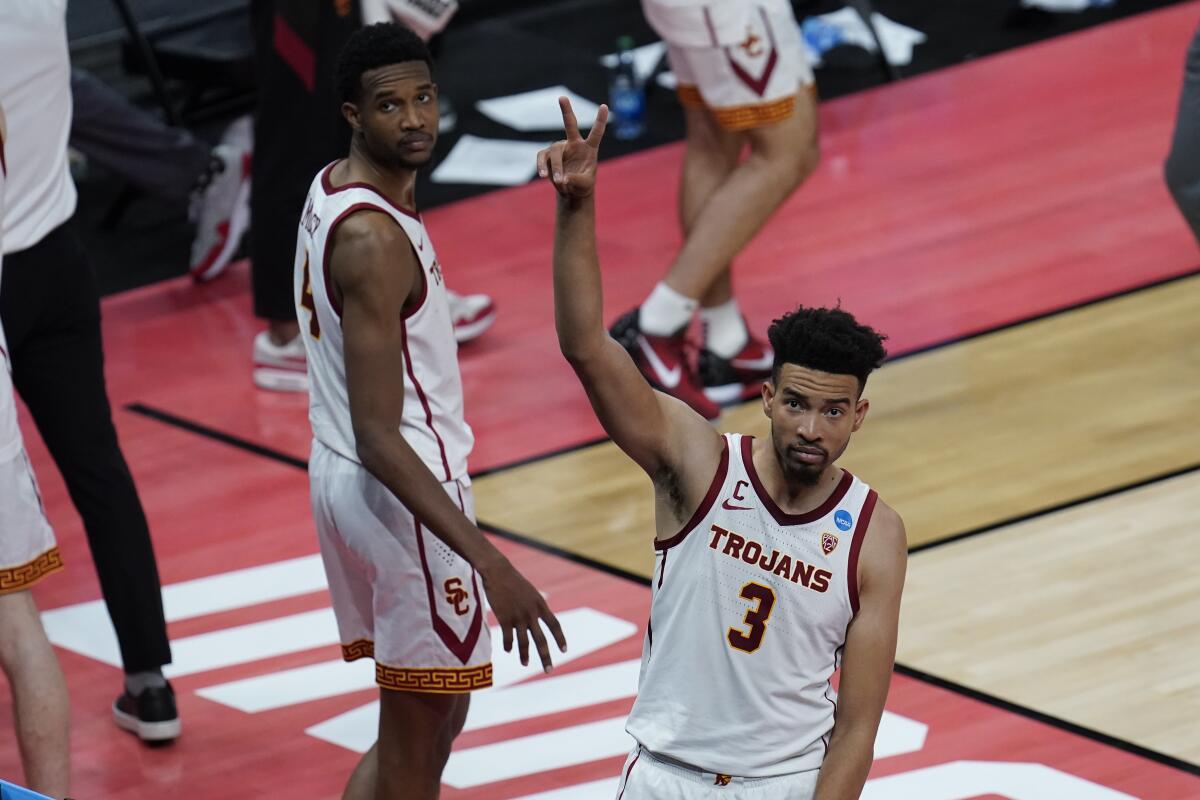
[
  {"xmin": 654, "ymin": 435, "xmax": 730, "ymax": 551},
  {"xmin": 847, "ymin": 488, "xmax": 878, "ymax": 617}
]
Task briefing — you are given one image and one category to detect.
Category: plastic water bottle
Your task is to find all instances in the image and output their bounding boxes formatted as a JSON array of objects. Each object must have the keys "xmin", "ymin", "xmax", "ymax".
[{"xmin": 609, "ymin": 35, "xmax": 645, "ymax": 140}]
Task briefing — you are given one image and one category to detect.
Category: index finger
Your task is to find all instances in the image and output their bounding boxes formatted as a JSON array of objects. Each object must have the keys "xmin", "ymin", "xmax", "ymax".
[
  {"xmin": 559, "ymin": 96, "xmax": 581, "ymax": 140},
  {"xmin": 585, "ymin": 104, "xmax": 609, "ymax": 148}
]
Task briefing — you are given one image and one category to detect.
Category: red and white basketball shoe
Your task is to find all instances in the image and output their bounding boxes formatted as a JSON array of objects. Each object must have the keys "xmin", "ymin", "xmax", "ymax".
[
  {"xmin": 252, "ymin": 331, "xmax": 308, "ymax": 392},
  {"xmin": 189, "ymin": 143, "xmax": 251, "ymax": 283},
  {"xmin": 699, "ymin": 336, "xmax": 775, "ymax": 406},
  {"xmin": 447, "ymin": 290, "xmax": 497, "ymax": 343},
  {"xmin": 609, "ymin": 309, "xmax": 721, "ymax": 420}
]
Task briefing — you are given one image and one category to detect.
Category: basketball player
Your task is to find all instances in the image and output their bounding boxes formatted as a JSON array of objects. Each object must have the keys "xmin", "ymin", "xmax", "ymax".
[
  {"xmin": 0, "ymin": 103, "xmax": 71, "ymax": 800},
  {"xmin": 296, "ymin": 24, "xmax": 565, "ymax": 798},
  {"xmin": 540, "ymin": 98, "xmax": 906, "ymax": 798},
  {"xmin": 608, "ymin": 0, "xmax": 821, "ymax": 419}
]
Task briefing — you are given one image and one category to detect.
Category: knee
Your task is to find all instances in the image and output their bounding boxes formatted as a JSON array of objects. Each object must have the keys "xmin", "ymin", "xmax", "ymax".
[{"xmin": 750, "ymin": 134, "xmax": 819, "ymax": 190}]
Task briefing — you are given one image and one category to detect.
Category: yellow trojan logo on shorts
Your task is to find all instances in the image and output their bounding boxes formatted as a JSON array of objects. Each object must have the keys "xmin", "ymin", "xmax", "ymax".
[
  {"xmin": 444, "ymin": 578, "xmax": 470, "ymax": 616},
  {"xmin": 714, "ymin": 774, "xmax": 732, "ymax": 786}
]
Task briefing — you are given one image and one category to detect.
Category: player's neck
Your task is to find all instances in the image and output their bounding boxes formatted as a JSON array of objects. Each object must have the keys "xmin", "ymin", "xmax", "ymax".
[
  {"xmin": 344, "ymin": 140, "xmax": 419, "ymax": 212},
  {"xmin": 752, "ymin": 437, "xmax": 843, "ymax": 516}
]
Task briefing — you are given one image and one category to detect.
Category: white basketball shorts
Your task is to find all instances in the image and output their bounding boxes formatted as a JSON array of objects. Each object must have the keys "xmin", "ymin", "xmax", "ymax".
[
  {"xmin": 0, "ymin": 450, "xmax": 61, "ymax": 595},
  {"xmin": 647, "ymin": 0, "xmax": 814, "ymax": 130},
  {"xmin": 616, "ymin": 747, "xmax": 819, "ymax": 800},
  {"xmin": 309, "ymin": 438, "xmax": 492, "ymax": 693}
]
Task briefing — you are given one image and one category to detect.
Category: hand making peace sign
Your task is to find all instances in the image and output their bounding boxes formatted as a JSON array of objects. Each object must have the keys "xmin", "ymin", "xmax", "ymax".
[{"xmin": 536, "ymin": 97, "xmax": 609, "ymax": 200}]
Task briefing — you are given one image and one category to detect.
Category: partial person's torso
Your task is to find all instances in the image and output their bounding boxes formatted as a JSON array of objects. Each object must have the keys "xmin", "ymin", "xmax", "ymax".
[
  {"xmin": 626, "ymin": 432, "xmax": 878, "ymax": 776},
  {"xmin": 295, "ymin": 161, "xmax": 473, "ymax": 481},
  {"xmin": 0, "ymin": 0, "xmax": 76, "ymax": 254}
]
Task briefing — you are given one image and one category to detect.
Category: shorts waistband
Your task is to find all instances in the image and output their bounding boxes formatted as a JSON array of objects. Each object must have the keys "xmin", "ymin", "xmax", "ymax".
[{"xmin": 638, "ymin": 747, "xmax": 773, "ymax": 787}]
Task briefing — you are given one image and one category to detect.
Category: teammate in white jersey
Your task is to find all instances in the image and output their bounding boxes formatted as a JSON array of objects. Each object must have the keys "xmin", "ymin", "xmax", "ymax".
[
  {"xmin": 298, "ymin": 24, "xmax": 565, "ymax": 799},
  {"xmin": 540, "ymin": 99, "xmax": 906, "ymax": 799},
  {"xmin": 0, "ymin": 103, "xmax": 71, "ymax": 799}
]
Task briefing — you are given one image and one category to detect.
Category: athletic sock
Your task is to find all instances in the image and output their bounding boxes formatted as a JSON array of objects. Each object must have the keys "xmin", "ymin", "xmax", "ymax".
[
  {"xmin": 639, "ymin": 282, "xmax": 698, "ymax": 336},
  {"xmin": 700, "ymin": 299, "xmax": 749, "ymax": 359},
  {"xmin": 125, "ymin": 670, "xmax": 168, "ymax": 696}
]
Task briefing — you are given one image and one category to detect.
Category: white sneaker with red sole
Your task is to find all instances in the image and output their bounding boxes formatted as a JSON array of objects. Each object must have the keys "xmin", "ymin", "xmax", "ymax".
[
  {"xmin": 448, "ymin": 290, "xmax": 497, "ymax": 343},
  {"xmin": 253, "ymin": 331, "xmax": 308, "ymax": 392},
  {"xmin": 189, "ymin": 143, "xmax": 251, "ymax": 283}
]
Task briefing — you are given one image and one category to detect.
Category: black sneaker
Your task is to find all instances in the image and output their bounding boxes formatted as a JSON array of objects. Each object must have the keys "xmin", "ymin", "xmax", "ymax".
[{"xmin": 113, "ymin": 682, "xmax": 181, "ymax": 742}]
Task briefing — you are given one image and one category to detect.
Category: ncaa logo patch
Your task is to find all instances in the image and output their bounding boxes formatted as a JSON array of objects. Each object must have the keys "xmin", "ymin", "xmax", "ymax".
[
  {"xmin": 834, "ymin": 509, "xmax": 853, "ymax": 531},
  {"xmin": 821, "ymin": 532, "xmax": 839, "ymax": 556}
]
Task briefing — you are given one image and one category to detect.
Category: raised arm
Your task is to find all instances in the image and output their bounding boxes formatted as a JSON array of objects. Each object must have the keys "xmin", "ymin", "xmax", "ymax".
[
  {"xmin": 814, "ymin": 501, "xmax": 907, "ymax": 799},
  {"xmin": 538, "ymin": 98, "xmax": 722, "ymax": 491},
  {"xmin": 332, "ymin": 212, "xmax": 565, "ymax": 670}
]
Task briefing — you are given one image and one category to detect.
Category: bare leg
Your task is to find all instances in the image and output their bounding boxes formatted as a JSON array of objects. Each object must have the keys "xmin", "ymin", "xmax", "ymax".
[
  {"xmin": 343, "ymin": 688, "xmax": 470, "ymax": 800},
  {"xmin": 677, "ymin": 105, "xmax": 743, "ymax": 310},
  {"xmin": 342, "ymin": 743, "xmax": 377, "ymax": 800},
  {"xmin": 663, "ymin": 87, "xmax": 820, "ymax": 300},
  {"xmin": 268, "ymin": 319, "xmax": 300, "ymax": 346},
  {"xmin": 0, "ymin": 590, "xmax": 70, "ymax": 798}
]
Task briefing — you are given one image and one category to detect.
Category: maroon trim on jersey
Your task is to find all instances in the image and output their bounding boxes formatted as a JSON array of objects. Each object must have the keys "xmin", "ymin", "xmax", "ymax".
[
  {"xmin": 847, "ymin": 489, "xmax": 878, "ymax": 616},
  {"xmin": 726, "ymin": 8, "xmax": 779, "ymax": 98},
  {"xmin": 414, "ymin": 517, "xmax": 484, "ymax": 665},
  {"xmin": 321, "ymin": 202, "xmax": 391, "ymax": 319},
  {"xmin": 402, "ymin": 256, "xmax": 429, "ymax": 320},
  {"xmin": 653, "ymin": 437, "xmax": 730, "ymax": 551},
  {"xmin": 657, "ymin": 549, "xmax": 667, "ymax": 588},
  {"xmin": 741, "ymin": 436, "xmax": 853, "ymax": 526},
  {"xmin": 321, "ymin": 160, "xmax": 421, "ymax": 220},
  {"xmin": 617, "ymin": 749, "xmax": 642, "ymax": 800},
  {"xmin": 0, "ymin": 128, "xmax": 7, "ymax": 177},
  {"xmin": 401, "ymin": 319, "xmax": 453, "ymax": 482}
]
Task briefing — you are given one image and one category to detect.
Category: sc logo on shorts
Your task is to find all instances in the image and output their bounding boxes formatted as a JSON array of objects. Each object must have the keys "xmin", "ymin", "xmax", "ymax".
[{"xmin": 444, "ymin": 578, "xmax": 470, "ymax": 616}]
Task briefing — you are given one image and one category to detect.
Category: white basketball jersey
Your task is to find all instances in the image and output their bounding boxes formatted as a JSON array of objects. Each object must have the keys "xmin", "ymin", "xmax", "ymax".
[
  {"xmin": 0, "ymin": 123, "xmax": 22, "ymax": 464},
  {"xmin": 294, "ymin": 162, "xmax": 473, "ymax": 481},
  {"xmin": 625, "ymin": 433, "xmax": 878, "ymax": 776}
]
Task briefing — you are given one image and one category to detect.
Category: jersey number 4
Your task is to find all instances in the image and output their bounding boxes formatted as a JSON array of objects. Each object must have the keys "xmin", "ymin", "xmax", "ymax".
[
  {"xmin": 728, "ymin": 582, "xmax": 776, "ymax": 653},
  {"xmin": 300, "ymin": 253, "xmax": 321, "ymax": 339}
]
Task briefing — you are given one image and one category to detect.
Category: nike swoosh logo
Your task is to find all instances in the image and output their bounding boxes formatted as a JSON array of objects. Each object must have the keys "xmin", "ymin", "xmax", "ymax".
[
  {"xmin": 636, "ymin": 336, "xmax": 682, "ymax": 389},
  {"xmin": 731, "ymin": 351, "xmax": 774, "ymax": 371},
  {"xmin": 722, "ymin": 499, "xmax": 754, "ymax": 511}
]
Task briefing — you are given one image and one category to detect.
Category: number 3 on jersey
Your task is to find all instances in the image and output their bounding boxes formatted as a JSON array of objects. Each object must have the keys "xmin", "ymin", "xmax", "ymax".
[
  {"xmin": 300, "ymin": 252, "xmax": 320, "ymax": 339},
  {"xmin": 728, "ymin": 582, "xmax": 776, "ymax": 653}
]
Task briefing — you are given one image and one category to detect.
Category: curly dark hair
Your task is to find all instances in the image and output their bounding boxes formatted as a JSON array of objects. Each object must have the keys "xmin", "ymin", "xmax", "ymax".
[
  {"xmin": 335, "ymin": 22, "xmax": 433, "ymax": 104},
  {"xmin": 767, "ymin": 306, "xmax": 888, "ymax": 393}
]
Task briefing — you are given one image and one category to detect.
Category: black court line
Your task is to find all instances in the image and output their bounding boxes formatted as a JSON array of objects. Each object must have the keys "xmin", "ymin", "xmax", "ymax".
[
  {"xmin": 125, "ymin": 404, "xmax": 309, "ymax": 471},
  {"xmin": 893, "ymin": 663, "xmax": 1200, "ymax": 775}
]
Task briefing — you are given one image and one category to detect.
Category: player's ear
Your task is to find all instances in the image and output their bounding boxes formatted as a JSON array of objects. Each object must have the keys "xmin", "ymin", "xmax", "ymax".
[
  {"xmin": 761, "ymin": 379, "xmax": 775, "ymax": 420},
  {"xmin": 852, "ymin": 397, "xmax": 869, "ymax": 432},
  {"xmin": 342, "ymin": 101, "xmax": 362, "ymax": 132}
]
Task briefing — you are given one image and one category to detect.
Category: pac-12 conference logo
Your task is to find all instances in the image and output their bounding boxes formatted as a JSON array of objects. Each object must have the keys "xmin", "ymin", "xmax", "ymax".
[{"xmin": 834, "ymin": 509, "xmax": 853, "ymax": 531}]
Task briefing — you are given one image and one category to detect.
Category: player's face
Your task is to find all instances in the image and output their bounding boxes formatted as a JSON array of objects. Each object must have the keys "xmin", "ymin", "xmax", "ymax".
[
  {"xmin": 349, "ymin": 61, "xmax": 438, "ymax": 169},
  {"xmin": 762, "ymin": 364, "xmax": 868, "ymax": 486}
]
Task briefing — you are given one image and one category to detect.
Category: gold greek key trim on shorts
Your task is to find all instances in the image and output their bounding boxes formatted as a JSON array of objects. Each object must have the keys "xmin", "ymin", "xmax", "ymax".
[
  {"xmin": 677, "ymin": 85, "xmax": 813, "ymax": 131},
  {"xmin": 341, "ymin": 640, "xmax": 493, "ymax": 693},
  {"xmin": 677, "ymin": 84, "xmax": 706, "ymax": 108},
  {"xmin": 341, "ymin": 639, "xmax": 375, "ymax": 661},
  {"xmin": 376, "ymin": 663, "xmax": 493, "ymax": 694},
  {"xmin": 0, "ymin": 547, "xmax": 63, "ymax": 595}
]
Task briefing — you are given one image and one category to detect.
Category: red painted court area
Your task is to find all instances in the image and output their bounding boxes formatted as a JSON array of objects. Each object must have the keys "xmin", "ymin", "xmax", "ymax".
[{"xmin": 3, "ymin": 2, "xmax": 1199, "ymax": 798}]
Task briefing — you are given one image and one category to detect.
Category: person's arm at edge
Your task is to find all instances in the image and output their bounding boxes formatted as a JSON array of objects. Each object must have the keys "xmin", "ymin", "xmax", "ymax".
[
  {"xmin": 334, "ymin": 211, "xmax": 565, "ymax": 669},
  {"xmin": 542, "ymin": 99, "xmax": 722, "ymax": 483},
  {"xmin": 813, "ymin": 501, "xmax": 907, "ymax": 799}
]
